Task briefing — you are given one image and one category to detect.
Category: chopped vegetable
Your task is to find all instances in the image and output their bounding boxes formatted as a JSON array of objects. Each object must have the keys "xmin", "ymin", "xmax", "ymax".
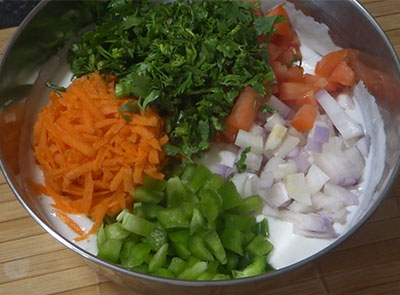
[
  {"xmin": 32, "ymin": 72, "xmax": 168, "ymax": 240},
  {"xmin": 290, "ymin": 104, "xmax": 317, "ymax": 132},
  {"xmin": 96, "ymin": 163, "xmax": 274, "ymax": 279}
]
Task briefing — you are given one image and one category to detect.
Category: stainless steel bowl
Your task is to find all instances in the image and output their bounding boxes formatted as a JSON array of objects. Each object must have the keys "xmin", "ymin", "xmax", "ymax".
[{"xmin": 1, "ymin": 1, "xmax": 399, "ymax": 294}]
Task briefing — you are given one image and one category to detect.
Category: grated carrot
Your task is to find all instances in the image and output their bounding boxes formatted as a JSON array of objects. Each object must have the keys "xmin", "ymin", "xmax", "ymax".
[{"xmin": 32, "ymin": 72, "xmax": 168, "ymax": 240}]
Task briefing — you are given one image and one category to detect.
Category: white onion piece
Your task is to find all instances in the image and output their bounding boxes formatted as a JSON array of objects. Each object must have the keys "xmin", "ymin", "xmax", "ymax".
[
  {"xmin": 209, "ymin": 164, "xmax": 229, "ymax": 178},
  {"xmin": 323, "ymin": 182, "xmax": 359, "ymax": 206},
  {"xmin": 262, "ymin": 156, "xmax": 285, "ymax": 174},
  {"xmin": 257, "ymin": 171, "xmax": 273, "ymax": 191},
  {"xmin": 285, "ymin": 173, "xmax": 311, "ymax": 205},
  {"xmin": 318, "ymin": 114, "xmax": 336, "ymax": 137},
  {"xmin": 356, "ymin": 136, "xmax": 370, "ymax": 158},
  {"xmin": 235, "ymin": 130, "xmax": 264, "ymax": 155},
  {"xmin": 293, "ymin": 225, "xmax": 339, "ymax": 239},
  {"xmin": 288, "ymin": 127, "xmax": 307, "ymax": 146},
  {"xmin": 306, "ymin": 164, "xmax": 330, "ymax": 194},
  {"xmin": 273, "ymin": 160, "xmax": 297, "ymax": 182},
  {"xmin": 336, "ymin": 90, "xmax": 355, "ymax": 110},
  {"xmin": 273, "ymin": 135, "xmax": 300, "ymax": 158},
  {"xmin": 344, "ymin": 146, "xmax": 365, "ymax": 175},
  {"xmin": 311, "ymin": 192, "xmax": 346, "ymax": 212},
  {"xmin": 287, "ymin": 201, "xmax": 314, "ymax": 213},
  {"xmin": 265, "ymin": 95, "xmax": 292, "ymax": 118},
  {"xmin": 243, "ymin": 174, "xmax": 259, "ymax": 197},
  {"xmin": 322, "ymin": 137, "xmax": 344, "ymax": 154},
  {"xmin": 294, "ymin": 149, "xmax": 310, "ymax": 173},
  {"xmin": 264, "ymin": 112, "xmax": 285, "ymax": 132},
  {"xmin": 244, "ymin": 151, "xmax": 263, "ymax": 172},
  {"xmin": 230, "ymin": 173, "xmax": 248, "ymax": 196},
  {"xmin": 282, "ymin": 211, "xmax": 336, "ymax": 235},
  {"xmin": 249, "ymin": 124, "xmax": 265, "ymax": 136},
  {"xmin": 315, "ymin": 89, "xmax": 363, "ymax": 140},
  {"xmin": 264, "ymin": 123, "xmax": 287, "ymax": 151},
  {"xmin": 320, "ymin": 208, "xmax": 348, "ymax": 225},
  {"xmin": 314, "ymin": 151, "xmax": 361, "ymax": 187},
  {"xmin": 310, "ymin": 123, "xmax": 330, "ymax": 143},
  {"xmin": 200, "ymin": 143, "xmax": 238, "ymax": 168},
  {"xmin": 307, "ymin": 137, "xmax": 323, "ymax": 153},
  {"xmin": 286, "ymin": 146, "xmax": 300, "ymax": 158},
  {"xmin": 260, "ymin": 182, "xmax": 291, "ymax": 208},
  {"xmin": 261, "ymin": 203, "xmax": 281, "ymax": 218}
]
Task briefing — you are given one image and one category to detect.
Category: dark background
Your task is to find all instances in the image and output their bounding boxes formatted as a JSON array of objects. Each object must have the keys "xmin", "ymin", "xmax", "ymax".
[{"xmin": 0, "ymin": 0, "xmax": 40, "ymax": 29}]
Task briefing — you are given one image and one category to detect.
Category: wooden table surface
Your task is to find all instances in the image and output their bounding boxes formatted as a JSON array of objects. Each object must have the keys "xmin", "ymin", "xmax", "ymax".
[{"xmin": 1, "ymin": 1, "xmax": 400, "ymax": 294}]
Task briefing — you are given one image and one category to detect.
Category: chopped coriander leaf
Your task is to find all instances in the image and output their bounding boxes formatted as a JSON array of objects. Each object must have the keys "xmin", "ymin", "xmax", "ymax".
[
  {"xmin": 69, "ymin": 0, "xmax": 281, "ymax": 159},
  {"xmin": 236, "ymin": 147, "xmax": 251, "ymax": 173},
  {"xmin": 260, "ymin": 104, "xmax": 276, "ymax": 115},
  {"xmin": 287, "ymin": 55, "xmax": 302, "ymax": 67}
]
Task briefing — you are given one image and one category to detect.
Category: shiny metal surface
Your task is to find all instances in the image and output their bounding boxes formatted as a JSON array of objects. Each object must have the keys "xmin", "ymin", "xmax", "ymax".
[{"xmin": 0, "ymin": 1, "xmax": 399, "ymax": 294}]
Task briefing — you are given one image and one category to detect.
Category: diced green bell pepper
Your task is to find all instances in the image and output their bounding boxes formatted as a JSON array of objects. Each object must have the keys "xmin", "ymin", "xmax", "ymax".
[
  {"xmin": 120, "ymin": 211, "xmax": 154, "ymax": 237},
  {"xmin": 97, "ymin": 224, "xmax": 107, "ymax": 249},
  {"xmin": 242, "ymin": 231, "xmax": 256, "ymax": 248},
  {"xmin": 212, "ymin": 274, "xmax": 230, "ymax": 280},
  {"xmin": 124, "ymin": 242, "xmax": 152, "ymax": 268},
  {"xmin": 221, "ymin": 227, "xmax": 243, "ymax": 256},
  {"xmin": 168, "ymin": 257, "xmax": 187, "ymax": 275},
  {"xmin": 201, "ymin": 174, "xmax": 225, "ymax": 192},
  {"xmin": 104, "ymin": 222, "xmax": 130, "ymax": 240},
  {"xmin": 237, "ymin": 195, "xmax": 263, "ymax": 215},
  {"xmin": 169, "ymin": 230, "xmax": 191, "ymax": 260},
  {"xmin": 152, "ymin": 268, "xmax": 175, "ymax": 278},
  {"xmin": 132, "ymin": 202, "xmax": 145, "ymax": 218},
  {"xmin": 166, "ymin": 177, "xmax": 189, "ymax": 207},
  {"xmin": 188, "ymin": 233, "xmax": 214, "ymax": 261},
  {"xmin": 224, "ymin": 214, "xmax": 256, "ymax": 232},
  {"xmin": 197, "ymin": 272, "xmax": 215, "ymax": 280},
  {"xmin": 143, "ymin": 176, "xmax": 167, "ymax": 192},
  {"xmin": 190, "ymin": 207, "xmax": 205, "ymax": 235},
  {"xmin": 199, "ymin": 189, "xmax": 222, "ymax": 226},
  {"xmin": 218, "ymin": 181, "xmax": 243, "ymax": 211},
  {"xmin": 180, "ymin": 163, "xmax": 197, "ymax": 184},
  {"xmin": 142, "ymin": 203, "xmax": 163, "ymax": 219},
  {"xmin": 204, "ymin": 230, "xmax": 227, "ymax": 264},
  {"xmin": 157, "ymin": 207, "xmax": 189, "ymax": 229},
  {"xmin": 178, "ymin": 261, "xmax": 208, "ymax": 280},
  {"xmin": 256, "ymin": 218, "xmax": 269, "ymax": 237},
  {"xmin": 134, "ymin": 187, "xmax": 164, "ymax": 204},
  {"xmin": 146, "ymin": 224, "xmax": 167, "ymax": 251},
  {"xmin": 185, "ymin": 164, "xmax": 212, "ymax": 193},
  {"xmin": 225, "ymin": 251, "xmax": 239, "ymax": 271},
  {"xmin": 98, "ymin": 238, "xmax": 122, "ymax": 263},
  {"xmin": 246, "ymin": 235, "xmax": 273, "ymax": 257},
  {"xmin": 232, "ymin": 256, "xmax": 267, "ymax": 278},
  {"xmin": 148, "ymin": 243, "xmax": 168, "ymax": 273}
]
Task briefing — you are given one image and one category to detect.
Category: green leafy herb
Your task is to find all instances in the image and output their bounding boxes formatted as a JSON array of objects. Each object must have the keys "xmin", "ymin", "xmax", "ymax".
[
  {"xmin": 45, "ymin": 81, "xmax": 66, "ymax": 97},
  {"xmin": 69, "ymin": 0, "xmax": 281, "ymax": 159},
  {"xmin": 260, "ymin": 104, "xmax": 276, "ymax": 115},
  {"xmin": 236, "ymin": 147, "xmax": 251, "ymax": 173},
  {"xmin": 118, "ymin": 99, "xmax": 139, "ymax": 121}
]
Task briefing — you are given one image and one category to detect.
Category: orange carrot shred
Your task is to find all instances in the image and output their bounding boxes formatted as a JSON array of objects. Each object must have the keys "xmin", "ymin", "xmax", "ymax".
[{"xmin": 32, "ymin": 72, "xmax": 169, "ymax": 240}]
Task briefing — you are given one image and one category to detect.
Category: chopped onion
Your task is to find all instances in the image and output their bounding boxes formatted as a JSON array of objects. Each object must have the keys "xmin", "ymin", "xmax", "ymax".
[
  {"xmin": 287, "ymin": 201, "xmax": 313, "ymax": 213},
  {"xmin": 273, "ymin": 160, "xmax": 297, "ymax": 182},
  {"xmin": 235, "ymin": 130, "xmax": 264, "ymax": 155},
  {"xmin": 318, "ymin": 114, "xmax": 336, "ymax": 137},
  {"xmin": 209, "ymin": 163, "xmax": 229, "ymax": 178},
  {"xmin": 315, "ymin": 89, "xmax": 363, "ymax": 140},
  {"xmin": 273, "ymin": 135, "xmax": 300, "ymax": 158},
  {"xmin": 306, "ymin": 164, "xmax": 330, "ymax": 194},
  {"xmin": 264, "ymin": 112, "xmax": 285, "ymax": 132},
  {"xmin": 287, "ymin": 146, "xmax": 300, "ymax": 158},
  {"xmin": 336, "ymin": 90, "xmax": 355, "ymax": 110},
  {"xmin": 243, "ymin": 174, "xmax": 259, "ymax": 197},
  {"xmin": 261, "ymin": 203, "xmax": 281, "ymax": 218},
  {"xmin": 285, "ymin": 173, "xmax": 311, "ymax": 205},
  {"xmin": 265, "ymin": 95, "xmax": 292, "ymax": 118},
  {"xmin": 293, "ymin": 225, "xmax": 339, "ymax": 239},
  {"xmin": 307, "ymin": 137, "xmax": 323, "ymax": 153},
  {"xmin": 288, "ymin": 126, "xmax": 307, "ymax": 145},
  {"xmin": 264, "ymin": 123, "xmax": 287, "ymax": 151},
  {"xmin": 314, "ymin": 150, "xmax": 361, "ymax": 187},
  {"xmin": 244, "ymin": 151, "xmax": 263, "ymax": 172},
  {"xmin": 260, "ymin": 182, "xmax": 291, "ymax": 208},
  {"xmin": 262, "ymin": 156, "xmax": 285, "ymax": 174},
  {"xmin": 320, "ymin": 208, "xmax": 348, "ymax": 225},
  {"xmin": 311, "ymin": 192, "xmax": 346, "ymax": 212},
  {"xmin": 200, "ymin": 143, "xmax": 238, "ymax": 168},
  {"xmin": 343, "ymin": 146, "xmax": 365, "ymax": 174},
  {"xmin": 257, "ymin": 171, "xmax": 273, "ymax": 191},
  {"xmin": 323, "ymin": 182, "xmax": 359, "ymax": 206},
  {"xmin": 282, "ymin": 211, "xmax": 336, "ymax": 236},
  {"xmin": 249, "ymin": 124, "xmax": 265, "ymax": 136},
  {"xmin": 230, "ymin": 173, "xmax": 248, "ymax": 196},
  {"xmin": 293, "ymin": 149, "xmax": 310, "ymax": 173},
  {"xmin": 356, "ymin": 136, "xmax": 370, "ymax": 158},
  {"xmin": 311, "ymin": 123, "xmax": 330, "ymax": 143}
]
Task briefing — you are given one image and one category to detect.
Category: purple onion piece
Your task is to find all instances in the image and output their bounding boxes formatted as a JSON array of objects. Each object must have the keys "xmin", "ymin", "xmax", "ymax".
[
  {"xmin": 313, "ymin": 125, "xmax": 330, "ymax": 143},
  {"xmin": 307, "ymin": 137, "xmax": 323, "ymax": 153},
  {"xmin": 266, "ymin": 95, "xmax": 292, "ymax": 118},
  {"xmin": 286, "ymin": 146, "xmax": 300, "ymax": 158},
  {"xmin": 323, "ymin": 182, "xmax": 359, "ymax": 206},
  {"xmin": 294, "ymin": 150, "xmax": 310, "ymax": 173}
]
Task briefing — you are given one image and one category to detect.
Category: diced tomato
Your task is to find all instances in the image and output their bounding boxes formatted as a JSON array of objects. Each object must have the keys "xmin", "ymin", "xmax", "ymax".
[
  {"xmin": 303, "ymin": 74, "xmax": 328, "ymax": 90},
  {"xmin": 279, "ymin": 82, "xmax": 319, "ymax": 101},
  {"xmin": 291, "ymin": 104, "xmax": 317, "ymax": 132},
  {"xmin": 268, "ymin": 42, "xmax": 285, "ymax": 62},
  {"xmin": 266, "ymin": 4, "xmax": 291, "ymax": 37},
  {"xmin": 271, "ymin": 61, "xmax": 304, "ymax": 83},
  {"xmin": 223, "ymin": 86, "xmax": 262, "ymax": 142},
  {"xmin": 315, "ymin": 49, "xmax": 349, "ymax": 78},
  {"xmin": 295, "ymin": 90, "xmax": 318, "ymax": 107},
  {"xmin": 276, "ymin": 48, "xmax": 297, "ymax": 65},
  {"xmin": 324, "ymin": 81, "xmax": 343, "ymax": 93},
  {"xmin": 329, "ymin": 61, "xmax": 356, "ymax": 86}
]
